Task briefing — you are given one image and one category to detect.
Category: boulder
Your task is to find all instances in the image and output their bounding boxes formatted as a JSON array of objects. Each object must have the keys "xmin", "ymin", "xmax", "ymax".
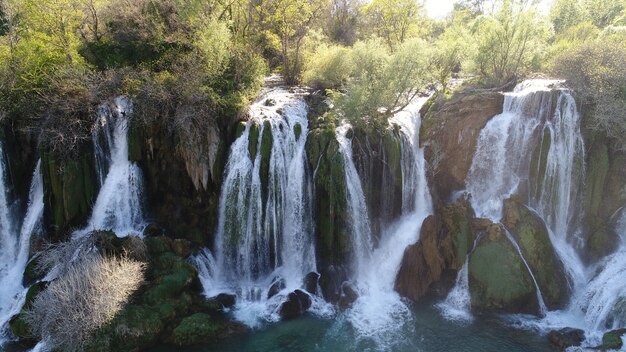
[
  {"xmin": 601, "ymin": 329, "xmax": 626, "ymax": 350},
  {"xmin": 502, "ymin": 197, "xmax": 570, "ymax": 309},
  {"xmin": 143, "ymin": 223, "xmax": 164, "ymax": 237},
  {"xmin": 267, "ymin": 278, "xmax": 286, "ymax": 299},
  {"xmin": 420, "ymin": 91, "xmax": 504, "ymax": 201},
  {"xmin": 338, "ymin": 282, "xmax": 359, "ymax": 310},
  {"xmin": 468, "ymin": 221, "xmax": 539, "ymax": 314},
  {"xmin": 302, "ymin": 272, "xmax": 320, "ymax": 295},
  {"xmin": 547, "ymin": 328, "xmax": 585, "ymax": 350},
  {"xmin": 210, "ymin": 293, "xmax": 236, "ymax": 309},
  {"xmin": 395, "ymin": 199, "xmax": 475, "ymax": 301},
  {"xmin": 279, "ymin": 290, "xmax": 312, "ymax": 319}
]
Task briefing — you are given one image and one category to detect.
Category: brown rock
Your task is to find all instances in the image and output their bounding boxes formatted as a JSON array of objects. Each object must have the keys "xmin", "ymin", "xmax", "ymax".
[
  {"xmin": 421, "ymin": 92, "xmax": 504, "ymax": 201},
  {"xmin": 395, "ymin": 199, "xmax": 476, "ymax": 301}
]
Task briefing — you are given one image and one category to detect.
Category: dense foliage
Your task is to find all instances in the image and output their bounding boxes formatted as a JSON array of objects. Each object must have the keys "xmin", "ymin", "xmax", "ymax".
[{"xmin": 0, "ymin": 0, "xmax": 624, "ymax": 147}]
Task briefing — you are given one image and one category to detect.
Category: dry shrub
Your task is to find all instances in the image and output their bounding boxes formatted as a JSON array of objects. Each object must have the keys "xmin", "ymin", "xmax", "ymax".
[{"xmin": 25, "ymin": 254, "xmax": 146, "ymax": 351}]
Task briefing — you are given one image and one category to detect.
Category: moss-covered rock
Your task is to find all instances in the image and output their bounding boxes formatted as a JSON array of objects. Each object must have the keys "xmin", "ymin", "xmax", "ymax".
[
  {"xmin": 41, "ymin": 150, "xmax": 98, "ymax": 241},
  {"xmin": 259, "ymin": 120, "xmax": 273, "ymax": 201},
  {"xmin": 170, "ymin": 313, "xmax": 220, "ymax": 346},
  {"xmin": 87, "ymin": 305, "xmax": 164, "ymax": 351},
  {"xmin": 468, "ymin": 222, "xmax": 539, "ymax": 314},
  {"xmin": 9, "ymin": 281, "xmax": 47, "ymax": 341},
  {"xmin": 248, "ymin": 122, "xmax": 260, "ymax": 158},
  {"xmin": 305, "ymin": 126, "xmax": 350, "ymax": 302},
  {"xmin": 502, "ymin": 197, "xmax": 569, "ymax": 309},
  {"xmin": 601, "ymin": 329, "xmax": 626, "ymax": 350}
]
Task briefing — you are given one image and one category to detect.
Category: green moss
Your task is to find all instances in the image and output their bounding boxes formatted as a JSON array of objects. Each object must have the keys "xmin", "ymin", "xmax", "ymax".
[
  {"xmin": 505, "ymin": 199, "xmax": 568, "ymax": 308},
  {"xmin": 145, "ymin": 236, "xmax": 172, "ymax": 255},
  {"xmin": 171, "ymin": 313, "xmax": 220, "ymax": 347},
  {"xmin": 235, "ymin": 121, "xmax": 247, "ymax": 139},
  {"xmin": 602, "ymin": 329, "xmax": 626, "ymax": 350},
  {"xmin": 127, "ymin": 126, "xmax": 143, "ymax": 162},
  {"xmin": 585, "ymin": 142, "xmax": 609, "ymax": 221},
  {"xmin": 469, "ymin": 236, "xmax": 537, "ymax": 313},
  {"xmin": 294, "ymin": 123, "xmax": 302, "ymax": 140},
  {"xmin": 41, "ymin": 150, "xmax": 98, "ymax": 240},
  {"xmin": 259, "ymin": 121, "xmax": 273, "ymax": 202},
  {"xmin": 88, "ymin": 305, "xmax": 163, "ymax": 351},
  {"xmin": 529, "ymin": 128, "xmax": 551, "ymax": 199},
  {"xmin": 248, "ymin": 122, "xmax": 260, "ymax": 158},
  {"xmin": 144, "ymin": 265, "xmax": 196, "ymax": 305}
]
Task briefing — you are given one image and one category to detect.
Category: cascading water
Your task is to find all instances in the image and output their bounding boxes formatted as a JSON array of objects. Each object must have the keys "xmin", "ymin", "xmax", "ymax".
[
  {"xmin": 465, "ymin": 80, "xmax": 586, "ymax": 317},
  {"xmin": 193, "ymin": 87, "xmax": 324, "ymax": 326},
  {"xmin": 335, "ymin": 124, "xmax": 373, "ymax": 274},
  {"xmin": 437, "ymin": 235, "xmax": 482, "ymax": 322},
  {"xmin": 338, "ymin": 98, "xmax": 433, "ymax": 349},
  {"xmin": 78, "ymin": 97, "xmax": 144, "ymax": 237},
  {"xmin": 0, "ymin": 158, "xmax": 44, "ymax": 343}
]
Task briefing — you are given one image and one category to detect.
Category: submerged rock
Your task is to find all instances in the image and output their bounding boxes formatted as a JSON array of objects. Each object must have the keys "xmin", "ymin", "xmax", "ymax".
[
  {"xmin": 502, "ymin": 197, "xmax": 569, "ymax": 309},
  {"xmin": 548, "ymin": 328, "xmax": 585, "ymax": 350},
  {"xmin": 279, "ymin": 289, "xmax": 312, "ymax": 319},
  {"xmin": 468, "ymin": 221, "xmax": 539, "ymax": 314}
]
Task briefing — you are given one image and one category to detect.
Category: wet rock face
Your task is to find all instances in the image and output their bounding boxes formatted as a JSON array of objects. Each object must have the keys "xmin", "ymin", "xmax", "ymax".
[
  {"xmin": 420, "ymin": 92, "xmax": 504, "ymax": 202},
  {"xmin": 468, "ymin": 221, "xmax": 539, "ymax": 315},
  {"xmin": 548, "ymin": 328, "xmax": 585, "ymax": 350},
  {"xmin": 279, "ymin": 290, "xmax": 312, "ymax": 319},
  {"xmin": 502, "ymin": 197, "xmax": 570, "ymax": 309},
  {"xmin": 41, "ymin": 149, "xmax": 99, "ymax": 241},
  {"xmin": 395, "ymin": 199, "xmax": 475, "ymax": 302}
]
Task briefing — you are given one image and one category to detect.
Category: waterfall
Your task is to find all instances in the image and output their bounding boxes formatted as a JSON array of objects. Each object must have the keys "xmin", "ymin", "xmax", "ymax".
[
  {"xmin": 0, "ymin": 159, "xmax": 43, "ymax": 343},
  {"xmin": 342, "ymin": 98, "xmax": 433, "ymax": 349},
  {"xmin": 78, "ymin": 97, "xmax": 144, "ymax": 237},
  {"xmin": 465, "ymin": 79, "xmax": 586, "ymax": 315},
  {"xmin": 194, "ymin": 88, "xmax": 320, "ymax": 326},
  {"xmin": 437, "ymin": 235, "xmax": 482, "ymax": 322},
  {"xmin": 578, "ymin": 211, "xmax": 626, "ymax": 331},
  {"xmin": 336, "ymin": 124, "xmax": 373, "ymax": 274}
]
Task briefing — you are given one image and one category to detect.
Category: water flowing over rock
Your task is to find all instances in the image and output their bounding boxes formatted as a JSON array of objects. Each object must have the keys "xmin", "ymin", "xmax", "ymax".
[
  {"xmin": 192, "ymin": 88, "xmax": 322, "ymax": 327},
  {"xmin": 78, "ymin": 97, "xmax": 145, "ymax": 237},
  {"xmin": 0, "ymin": 158, "xmax": 43, "ymax": 343},
  {"xmin": 465, "ymin": 80, "xmax": 586, "ymax": 316},
  {"xmin": 340, "ymin": 98, "xmax": 433, "ymax": 350},
  {"xmin": 420, "ymin": 92, "xmax": 504, "ymax": 201}
]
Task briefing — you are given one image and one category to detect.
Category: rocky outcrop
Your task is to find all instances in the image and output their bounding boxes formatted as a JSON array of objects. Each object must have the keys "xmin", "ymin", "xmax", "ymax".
[
  {"xmin": 580, "ymin": 116, "xmax": 626, "ymax": 263},
  {"xmin": 305, "ymin": 124, "xmax": 350, "ymax": 302},
  {"xmin": 395, "ymin": 198, "xmax": 475, "ymax": 301},
  {"xmin": 352, "ymin": 124, "xmax": 404, "ymax": 240},
  {"xmin": 502, "ymin": 197, "xmax": 570, "ymax": 309},
  {"xmin": 420, "ymin": 92, "xmax": 504, "ymax": 202},
  {"xmin": 128, "ymin": 118, "xmax": 232, "ymax": 246},
  {"xmin": 41, "ymin": 149, "xmax": 99, "ymax": 241},
  {"xmin": 279, "ymin": 290, "xmax": 312, "ymax": 319},
  {"xmin": 548, "ymin": 328, "xmax": 585, "ymax": 350},
  {"xmin": 468, "ymin": 220, "xmax": 539, "ymax": 314}
]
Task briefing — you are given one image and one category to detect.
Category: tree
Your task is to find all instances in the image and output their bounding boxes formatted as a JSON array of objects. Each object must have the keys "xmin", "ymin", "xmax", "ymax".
[
  {"xmin": 332, "ymin": 38, "xmax": 432, "ymax": 121},
  {"xmin": 325, "ymin": 0, "xmax": 363, "ymax": 45},
  {"xmin": 262, "ymin": 0, "xmax": 329, "ymax": 83},
  {"xmin": 470, "ymin": 0, "xmax": 549, "ymax": 86},
  {"xmin": 583, "ymin": 0, "xmax": 625, "ymax": 27},
  {"xmin": 550, "ymin": 39, "xmax": 626, "ymax": 151},
  {"xmin": 550, "ymin": 0, "xmax": 586, "ymax": 33},
  {"xmin": 363, "ymin": 0, "xmax": 425, "ymax": 51},
  {"xmin": 430, "ymin": 23, "xmax": 472, "ymax": 92}
]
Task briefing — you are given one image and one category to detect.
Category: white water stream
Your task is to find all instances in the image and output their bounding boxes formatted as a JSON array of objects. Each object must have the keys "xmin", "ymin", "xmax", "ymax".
[{"xmin": 77, "ymin": 97, "xmax": 145, "ymax": 237}]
